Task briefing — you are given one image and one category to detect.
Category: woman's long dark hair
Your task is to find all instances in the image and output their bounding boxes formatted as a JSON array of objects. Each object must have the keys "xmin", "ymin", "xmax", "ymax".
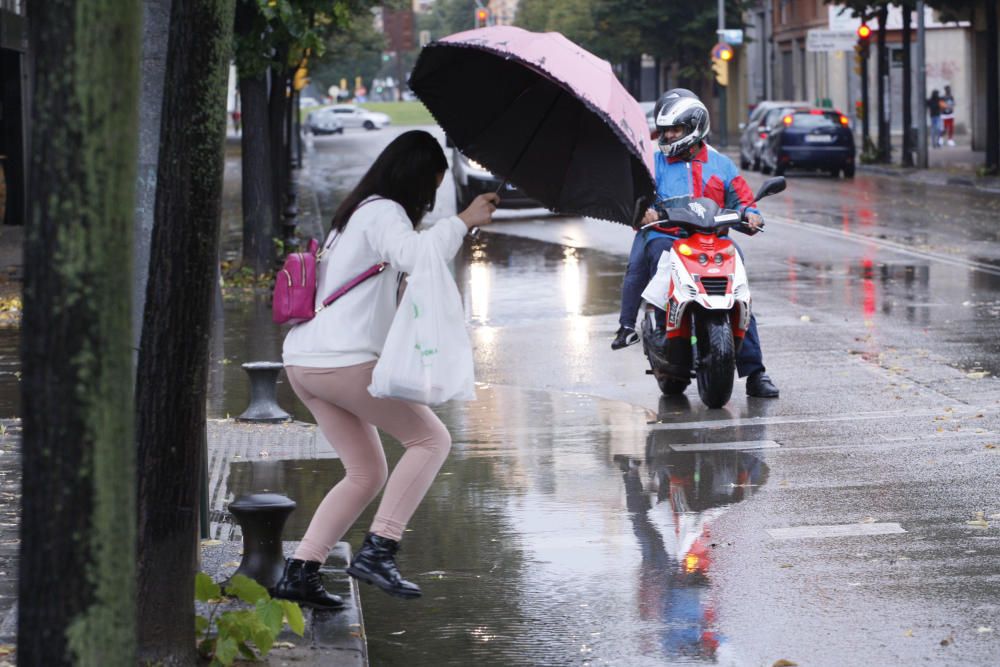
[{"xmin": 330, "ymin": 130, "xmax": 448, "ymax": 232}]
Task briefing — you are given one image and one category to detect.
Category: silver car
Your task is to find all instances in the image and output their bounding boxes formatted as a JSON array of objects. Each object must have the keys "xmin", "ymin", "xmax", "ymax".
[
  {"xmin": 324, "ymin": 104, "xmax": 391, "ymax": 130},
  {"xmin": 305, "ymin": 109, "xmax": 344, "ymax": 135}
]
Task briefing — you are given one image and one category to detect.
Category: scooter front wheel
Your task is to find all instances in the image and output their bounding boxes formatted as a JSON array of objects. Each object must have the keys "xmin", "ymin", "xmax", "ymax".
[{"xmin": 694, "ymin": 311, "xmax": 736, "ymax": 408}]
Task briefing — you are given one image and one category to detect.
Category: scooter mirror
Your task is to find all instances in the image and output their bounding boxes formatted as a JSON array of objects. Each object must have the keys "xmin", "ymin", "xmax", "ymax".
[{"xmin": 754, "ymin": 177, "xmax": 786, "ymax": 201}]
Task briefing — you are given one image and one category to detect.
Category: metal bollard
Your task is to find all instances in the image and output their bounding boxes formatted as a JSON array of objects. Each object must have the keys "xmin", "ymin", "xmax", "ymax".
[
  {"xmin": 237, "ymin": 361, "xmax": 291, "ymax": 423},
  {"xmin": 227, "ymin": 493, "xmax": 297, "ymax": 589}
]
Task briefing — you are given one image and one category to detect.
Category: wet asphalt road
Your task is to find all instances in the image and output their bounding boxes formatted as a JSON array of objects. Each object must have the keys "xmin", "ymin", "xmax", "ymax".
[{"xmin": 238, "ymin": 127, "xmax": 1000, "ymax": 665}]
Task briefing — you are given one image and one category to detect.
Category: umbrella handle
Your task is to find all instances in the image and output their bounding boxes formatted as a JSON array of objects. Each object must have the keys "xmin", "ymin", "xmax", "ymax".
[{"xmin": 467, "ymin": 179, "xmax": 507, "ymax": 239}]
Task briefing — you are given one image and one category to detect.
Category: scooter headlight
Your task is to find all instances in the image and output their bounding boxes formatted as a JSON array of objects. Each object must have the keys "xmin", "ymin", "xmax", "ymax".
[
  {"xmin": 714, "ymin": 253, "xmax": 724, "ymax": 265},
  {"xmin": 698, "ymin": 253, "xmax": 709, "ymax": 265}
]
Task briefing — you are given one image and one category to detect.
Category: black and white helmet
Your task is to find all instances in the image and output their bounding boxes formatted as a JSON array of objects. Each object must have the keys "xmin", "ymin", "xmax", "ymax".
[{"xmin": 655, "ymin": 88, "xmax": 710, "ymax": 159}]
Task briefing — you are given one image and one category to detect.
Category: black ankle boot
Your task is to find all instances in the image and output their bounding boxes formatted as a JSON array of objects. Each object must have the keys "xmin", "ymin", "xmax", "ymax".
[
  {"xmin": 346, "ymin": 533, "xmax": 422, "ymax": 599},
  {"xmin": 272, "ymin": 558, "xmax": 344, "ymax": 610}
]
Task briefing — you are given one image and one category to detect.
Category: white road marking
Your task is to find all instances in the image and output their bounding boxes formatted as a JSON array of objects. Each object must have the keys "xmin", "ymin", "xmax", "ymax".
[{"xmin": 767, "ymin": 522, "xmax": 907, "ymax": 540}]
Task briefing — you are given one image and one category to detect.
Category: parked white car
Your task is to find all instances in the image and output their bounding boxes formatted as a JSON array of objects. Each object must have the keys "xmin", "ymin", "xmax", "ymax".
[
  {"xmin": 304, "ymin": 109, "xmax": 344, "ymax": 135},
  {"xmin": 323, "ymin": 104, "xmax": 391, "ymax": 130}
]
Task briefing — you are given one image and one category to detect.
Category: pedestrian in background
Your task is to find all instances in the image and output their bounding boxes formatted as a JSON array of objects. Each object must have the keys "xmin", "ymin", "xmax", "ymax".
[
  {"xmin": 940, "ymin": 85, "xmax": 956, "ymax": 147},
  {"xmin": 927, "ymin": 90, "xmax": 942, "ymax": 148},
  {"xmin": 273, "ymin": 130, "xmax": 499, "ymax": 610}
]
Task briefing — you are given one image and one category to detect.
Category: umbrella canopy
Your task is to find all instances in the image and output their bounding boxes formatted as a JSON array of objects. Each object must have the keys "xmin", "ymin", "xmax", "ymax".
[{"xmin": 410, "ymin": 26, "xmax": 655, "ymax": 225}]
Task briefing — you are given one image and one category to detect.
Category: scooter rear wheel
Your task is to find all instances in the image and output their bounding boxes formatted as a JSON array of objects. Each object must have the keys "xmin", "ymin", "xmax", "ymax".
[{"xmin": 695, "ymin": 311, "xmax": 735, "ymax": 408}]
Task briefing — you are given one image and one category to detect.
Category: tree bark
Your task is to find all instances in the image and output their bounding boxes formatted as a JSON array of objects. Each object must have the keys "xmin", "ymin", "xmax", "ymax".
[
  {"xmin": 20, "ymin": 0, "xmax": 141, "ymax": 664},
  {"xmin": 876, "ymin": 5, "xmax": 890, "ymax": 162},
  {"xmin": 902, "ymin": 7, "xmax": 913, "ymax": 167},
  {"xmin": 239, "ymin": 74, "xmax": 276, "ymax": 273},
  {"xmin": 269, "ymin": 60, "xmax": 291, "ymax": 250},
  {"xmin": 134, "ymin": 0, "xmax": 235, "ymax": 662}
]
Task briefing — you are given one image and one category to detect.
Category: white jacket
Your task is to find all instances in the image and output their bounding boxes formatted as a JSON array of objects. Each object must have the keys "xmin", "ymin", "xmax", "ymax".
[{"xmin": 282, "ymin": 196, "xmax": 468, "ymax": 368}]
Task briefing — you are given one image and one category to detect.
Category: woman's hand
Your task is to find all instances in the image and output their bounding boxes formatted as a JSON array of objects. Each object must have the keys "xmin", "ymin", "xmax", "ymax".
[
  {"xmin": 458, "ymin": 193, "xmax": 500, "ymax": 229},
  {"xmin": 640, "ymin": 208, "xmax": 658, "ymax": 227}
]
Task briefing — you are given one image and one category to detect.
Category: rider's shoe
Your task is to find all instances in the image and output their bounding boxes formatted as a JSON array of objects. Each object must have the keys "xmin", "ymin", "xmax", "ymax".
[
  {"xmin": 746, "ymin": 371, "xmax": 779, "ymax": 398},
  {"xmin": 611, "ymin": 326, "xmax": 639, "ymax": 350}
]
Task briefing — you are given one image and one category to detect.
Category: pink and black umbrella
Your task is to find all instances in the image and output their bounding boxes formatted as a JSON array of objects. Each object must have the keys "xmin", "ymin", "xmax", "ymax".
[{"xmin": 409, "ymin": 26, "xmax": 655, "ymax": 225}]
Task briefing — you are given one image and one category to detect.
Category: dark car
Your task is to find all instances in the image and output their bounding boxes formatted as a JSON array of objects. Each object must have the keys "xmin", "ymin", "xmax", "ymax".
[
  {"xmin": 759, "ymin": 108, "xmax": 855, "ymax": 178},
  {"xmin": 449, "ymin": 144, "xmax": 543, "ymax": 211},
  {"xmin": 738, "ymin": 100, "xmax": 808, "ymax": 171}
]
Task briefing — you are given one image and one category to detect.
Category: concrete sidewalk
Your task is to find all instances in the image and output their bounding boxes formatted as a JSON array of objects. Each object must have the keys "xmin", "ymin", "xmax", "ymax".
[{"xmin": 856, "ymin": 135, "xmax": 1000, "ymax": 193}]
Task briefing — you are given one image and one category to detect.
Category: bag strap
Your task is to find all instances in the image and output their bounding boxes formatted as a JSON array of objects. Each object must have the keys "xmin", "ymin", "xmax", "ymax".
[
  {"xmin": 315, "ymin": 195, "xmax": 392, "ymax": 314},
  {"xmin": 315, "ymin": 262, "xmax": 388, "ymax": 314},
  {"xmin": 320, "ymin": 195, "xmax": 386, "ymax": 255}
]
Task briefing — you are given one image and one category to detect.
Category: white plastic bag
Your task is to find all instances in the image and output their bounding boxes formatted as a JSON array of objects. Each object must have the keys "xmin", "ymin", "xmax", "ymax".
[{"xmin": 368, "ymin": 244, "xmax": 476, "ymax": 405}]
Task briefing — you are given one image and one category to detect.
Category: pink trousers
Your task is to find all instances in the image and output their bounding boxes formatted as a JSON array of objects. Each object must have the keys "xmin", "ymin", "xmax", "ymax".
[{"xmin": 285, "ymin": 362, "xmax": 451, "ymax": 562}]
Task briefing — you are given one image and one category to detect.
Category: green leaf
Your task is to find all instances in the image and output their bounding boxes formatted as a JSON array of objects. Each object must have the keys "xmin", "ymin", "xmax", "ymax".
[
  {"xmin": 195, "ymin": 615, "xmax": 210, "ymax": 637},
  {"xmin": 257, "ymin": 598, "xmax": 285, "ymax": 635},
  {"xmin": 253, "ymin": 626, "xmax": 276, "ymax": 656},
  {"xmin": 225, "ymin": 574, "xmax": 269, "ymax": 605},
  {"xmin": 214, "ymin": 636, "xmax": 240, "ymax": 666},
  {"xmin": 195, "ymin": 572, "xmax": 221, "ymax": 602},
  {"xmin": 237, "ymin": 641, "xmax": 257, "ymax": 660},
  {"xmin": 279, "ymin": 599, "xmax": 306, "ymax": 636}
]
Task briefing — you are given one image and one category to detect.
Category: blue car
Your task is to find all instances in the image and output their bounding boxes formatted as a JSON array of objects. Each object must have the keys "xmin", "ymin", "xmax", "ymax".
[{"xmin": 760, "ymin": 108, "xmax": 855, "ymax": 178}]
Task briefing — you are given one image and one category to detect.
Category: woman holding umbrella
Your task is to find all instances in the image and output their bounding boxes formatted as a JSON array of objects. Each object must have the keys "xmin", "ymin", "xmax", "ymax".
[{"xmin": 274, "ymin": 130, "xmax": 499, "ymax": 609}]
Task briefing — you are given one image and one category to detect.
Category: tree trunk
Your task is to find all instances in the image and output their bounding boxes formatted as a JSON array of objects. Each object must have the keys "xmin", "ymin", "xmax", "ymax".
[
  {"xmin": 134, "ymin": 0, "xmax": 174, "ymax": 358},
  {"xmin": 986, "ymin": 0, "xmax": 999, "ymax": 174},
  {"xmin": 19, "ymin": 1, "xmax": 141, "ymax": 664},
  {"xmin": 239, "ymin": 74, "xmax": 276, "ymax": 273},
  {"xmin": 269, "ymin": 60, "xmax": 291, "ymax": 251},
  {"xmin": 876, "ymin": 6, "xmax": 890, "ymax": 162},
  {"xmin": 135, "ymin": 0, "xmax": 235, "ymax": 662},
  {"xmin": 902, "ymin": 7, "xmax": 913, "ymax": 167}
]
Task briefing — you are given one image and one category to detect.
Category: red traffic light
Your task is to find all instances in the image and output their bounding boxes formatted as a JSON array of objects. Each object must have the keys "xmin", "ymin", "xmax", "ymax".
[{"xmin": 857, "ymin": 24, "xmax": 871, "ymax": 40}]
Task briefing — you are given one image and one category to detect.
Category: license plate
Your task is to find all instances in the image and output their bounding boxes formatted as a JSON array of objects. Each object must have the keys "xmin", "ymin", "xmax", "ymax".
[{"xmin": 804, "ymin": 134, "xmax": 834, "ymax": 143}]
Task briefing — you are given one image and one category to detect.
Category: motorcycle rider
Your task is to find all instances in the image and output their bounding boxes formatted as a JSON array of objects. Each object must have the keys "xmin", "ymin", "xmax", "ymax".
[{"xmin": 612, "ymin": 88, "xmax": 779, "ymax": 399}]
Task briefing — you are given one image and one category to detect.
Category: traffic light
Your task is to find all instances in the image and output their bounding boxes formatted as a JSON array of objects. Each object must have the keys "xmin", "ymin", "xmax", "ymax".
[
  {"xmin": 475, "ymin": 7, "xmax": 489, "ymax": 28},
  {"xmin": 712, "ymin": 57, "xmax": 729, "ymax": 87},
  {"xmin": 293, "ymin": 66, "xmax": 309, "ymax": 91},
  {"xmin": 710, "ymin": 42, "xmax": 732, "ymax": 87},
  {"xmin": 856, "ymin": 23, "xmax": 871, "ymax": 52}
]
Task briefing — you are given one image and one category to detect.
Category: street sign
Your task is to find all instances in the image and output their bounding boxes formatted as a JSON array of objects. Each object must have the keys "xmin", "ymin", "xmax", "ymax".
[
  {"xmin": 806, "ymin": 29, "xmax": 858, "ymax": 52},
  {"xmin": 718, "ymin": 28, "xmax": 743, "ymax": 45}
]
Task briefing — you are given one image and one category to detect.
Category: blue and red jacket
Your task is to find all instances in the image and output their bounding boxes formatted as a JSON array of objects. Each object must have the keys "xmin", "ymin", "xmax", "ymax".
[{"xmin": 651, "ymin": 143, "xmax": 759, "ymax": 233}]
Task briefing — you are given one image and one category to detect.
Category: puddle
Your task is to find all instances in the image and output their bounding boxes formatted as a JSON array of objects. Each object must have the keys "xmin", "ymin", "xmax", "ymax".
[{"xmin": 217, "ymin": 385, "xmax": 768, "ymax": 665}]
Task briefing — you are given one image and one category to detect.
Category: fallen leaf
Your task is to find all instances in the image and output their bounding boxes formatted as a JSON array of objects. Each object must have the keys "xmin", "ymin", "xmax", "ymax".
[
  {"xmin": 390, "ymin": 630, "xmax": 406, "ymax": 636},
  {"xmin": 0, "ymin": 647, "xmax": 12, "ymax": 658},
  {"xmin": 799, "ymin": 315, "xmax": 811, "ymax": 322},
  {"xmin": 272, "ymin": 641, "xmax": 297, "ymax": 649},
  {"xmin": 966, "ymin": 371, "xmax": 989, "ymax": 379},
  {"xmin": 200, "ymin": 539, "xmax": 222, "ymax": 547},
  {"xmin": 772, "ymin": 661, "xmax": 798, "ymax": 667},
  {"xmin": 940, "ymin": 636, "xmax": 952, "ymax": 646},
  {"xmin": 965, "ymin": 511, "xmax": 989, "ymax": 528},
  {"xmin": 976, "ymin": 627, "xmax": 993, "ymax": 633},
  {"xmin": 904, "ymin": 629, "xmax": 914, "ymax": 637},
  {"xmin": 861, "ymin": 516, "xmax": 876, "ymax": 524},
  {"xmin": 779, "ymin": 563, "xmax": 794, "ymax": 568},
  {"xmin": 985, "ymin": 444, "xmax": 997, "ymax": 450}
]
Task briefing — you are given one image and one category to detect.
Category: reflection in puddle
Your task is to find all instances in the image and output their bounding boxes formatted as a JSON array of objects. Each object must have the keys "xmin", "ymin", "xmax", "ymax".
[
  {"xmin": 617, "ymin": 441, "xmax": 769, "ymax": 662},
  {"xmin": 214, "ymin": 385, "xmax": 771, "ymax": 666}
]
